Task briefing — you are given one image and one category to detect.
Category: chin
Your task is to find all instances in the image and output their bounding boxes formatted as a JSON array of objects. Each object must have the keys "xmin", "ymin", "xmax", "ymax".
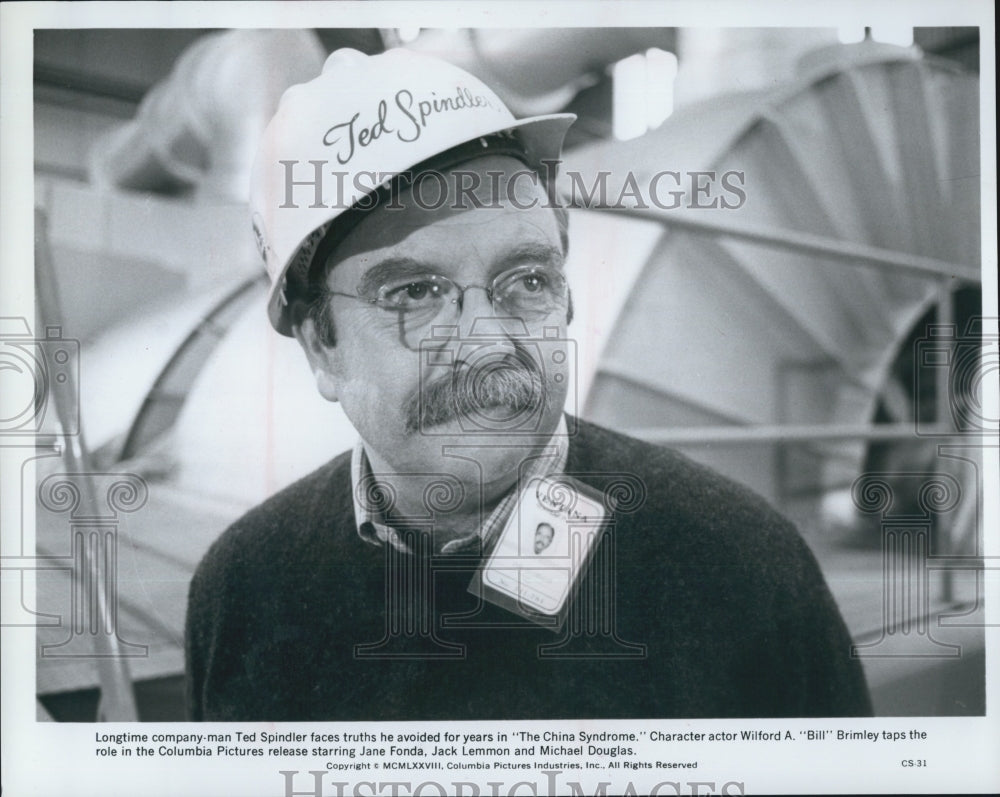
[
  {"xmin": 418, "ymin": 412, "xmax": 560, "ymax": 446},
  {"xmin": 414, "ymin": 421, "xmax": 553, "ymax": 464}
]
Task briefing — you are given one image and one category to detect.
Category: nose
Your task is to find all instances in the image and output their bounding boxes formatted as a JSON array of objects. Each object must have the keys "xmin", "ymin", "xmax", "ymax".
[
  {"xmin": 454, "ymin": 285, "xmax": 519, "ymax": 333},
  {"xmin": 455, "ymin": 284, "xmax": 493, "ymax": 332},
  {"xmin": 452, "ymin": 284, "xmax": 522, "ymax": 361}
]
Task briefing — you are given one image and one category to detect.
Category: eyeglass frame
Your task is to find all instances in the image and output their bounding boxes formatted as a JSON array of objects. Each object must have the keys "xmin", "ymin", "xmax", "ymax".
[{"xmin": 322, "ymin": 263, "xmax": 572, "ymax": 343}]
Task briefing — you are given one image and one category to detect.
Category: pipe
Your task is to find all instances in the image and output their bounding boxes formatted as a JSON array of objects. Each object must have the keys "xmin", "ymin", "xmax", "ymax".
[{"xmin": 88, "ymin": 30, "xmax": 326, "ymax": 203}]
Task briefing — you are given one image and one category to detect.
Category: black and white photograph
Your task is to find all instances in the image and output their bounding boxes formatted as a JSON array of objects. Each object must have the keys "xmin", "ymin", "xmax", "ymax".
[{"xmin": 1, "ymin": 2, "xmax": 997, "ymax": 795}]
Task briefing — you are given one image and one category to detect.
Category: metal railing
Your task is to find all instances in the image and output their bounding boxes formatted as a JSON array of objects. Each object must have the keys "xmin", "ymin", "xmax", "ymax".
[{"xmin": 35, "ymin": 210, "xmax": 140, "ymax": 721}]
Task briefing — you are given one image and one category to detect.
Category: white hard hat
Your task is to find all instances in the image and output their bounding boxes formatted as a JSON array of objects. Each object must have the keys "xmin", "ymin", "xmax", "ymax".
[{"xmin": 249, "ymin": 47, "xmax": 576, "ymax": 336}]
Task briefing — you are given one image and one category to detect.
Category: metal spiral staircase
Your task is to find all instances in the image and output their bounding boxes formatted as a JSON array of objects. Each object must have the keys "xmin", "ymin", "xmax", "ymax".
[{"xmin": 562, "ymin": 40, "xmax": 980, "ymax": 521}]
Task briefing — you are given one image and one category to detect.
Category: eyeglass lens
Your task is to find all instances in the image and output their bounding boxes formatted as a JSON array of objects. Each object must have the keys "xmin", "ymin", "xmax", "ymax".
[{"xmin": 376, "ymin": 267, "xmax": 567, "ymax": 345}]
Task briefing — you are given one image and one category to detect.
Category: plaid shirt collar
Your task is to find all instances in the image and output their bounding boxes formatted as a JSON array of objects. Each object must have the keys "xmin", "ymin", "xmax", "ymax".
[{"xmin": 351, "ymin": 415, "xmax": 569, "ymax": 556}]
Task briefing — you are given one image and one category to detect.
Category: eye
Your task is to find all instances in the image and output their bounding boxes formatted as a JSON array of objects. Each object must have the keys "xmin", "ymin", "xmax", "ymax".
[
  {"xmin": 498, "ymin": 267, "xmax": 564, "ymax": 301},
  {"xmin": 404, "ymin": 282, "xmax": 431, "ymax": 300},
  {"xmin": 519, "ymin": 273, "xmax": 547, "ymax": 293},
  {"xmin": 380, "ymin": 277, "xmax": 448, "ymax": 308}
]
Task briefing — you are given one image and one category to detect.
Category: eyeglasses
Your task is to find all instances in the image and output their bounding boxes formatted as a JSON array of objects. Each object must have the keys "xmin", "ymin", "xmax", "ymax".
[{"xmin": 328, "ymin": 265, "xmax": 569, "ymax": 346}]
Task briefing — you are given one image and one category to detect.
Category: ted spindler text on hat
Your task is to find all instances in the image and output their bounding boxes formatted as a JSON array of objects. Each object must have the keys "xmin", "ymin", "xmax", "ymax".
[{"xmin": 322, "ymin": 87, "xmax": 501, "ymax": 166}]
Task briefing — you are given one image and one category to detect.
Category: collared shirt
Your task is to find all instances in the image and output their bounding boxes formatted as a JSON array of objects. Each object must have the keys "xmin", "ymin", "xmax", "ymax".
[{"xmin": 351, "ymin": 416, "xmax": 569, "ymax": 556}]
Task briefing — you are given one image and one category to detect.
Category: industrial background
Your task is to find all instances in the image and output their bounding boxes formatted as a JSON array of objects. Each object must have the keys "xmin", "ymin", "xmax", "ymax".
[{"xmin": 21, "ymin": 25, "xmax": 987, "ymax": 720}]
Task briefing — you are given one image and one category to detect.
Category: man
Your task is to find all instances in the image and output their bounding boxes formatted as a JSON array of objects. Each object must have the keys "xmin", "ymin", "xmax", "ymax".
[
  {"xmin": 534, "ymin": 523, "xmax": 556, "ymax": 555},
  {"xmin": 185, "ymin": 47, "xmax": 872, "ymax": 720}
]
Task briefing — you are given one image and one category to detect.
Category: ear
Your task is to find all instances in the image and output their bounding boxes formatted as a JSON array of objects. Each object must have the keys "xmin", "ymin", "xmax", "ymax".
[{"xmin": 293, "ymin": 313, "xmax": 340, "ymax": 403}]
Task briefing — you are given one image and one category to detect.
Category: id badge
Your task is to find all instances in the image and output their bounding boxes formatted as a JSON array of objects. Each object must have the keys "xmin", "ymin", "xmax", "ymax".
[{"xmin": 472, "ymin": 474, "xmax": 608, "ymax": 630}]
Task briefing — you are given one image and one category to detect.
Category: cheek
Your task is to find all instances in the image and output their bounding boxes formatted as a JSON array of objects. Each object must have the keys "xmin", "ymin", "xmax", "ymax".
[
  {"xmin": 332, "ymin": 341, "xmax": 418, "ymax": 419},
  {"xmin": 366, "ymin": 315, "xmax": 414, "ymax": 348},
  {"xmin": 334, "ymin": 376, "xmax": 401, "ymax": 446}
]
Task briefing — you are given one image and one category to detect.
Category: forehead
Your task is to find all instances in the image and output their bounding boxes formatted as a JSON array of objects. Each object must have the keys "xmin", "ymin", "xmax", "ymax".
[{"xmin": 325, "ymin": 155, "xmax": 561, "ymax": 282}]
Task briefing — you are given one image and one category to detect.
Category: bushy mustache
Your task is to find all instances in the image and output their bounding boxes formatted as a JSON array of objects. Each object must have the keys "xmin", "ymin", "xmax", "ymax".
[{"xmin": 404, "ymin": 354, "xmax": 546, "ymax": 432}]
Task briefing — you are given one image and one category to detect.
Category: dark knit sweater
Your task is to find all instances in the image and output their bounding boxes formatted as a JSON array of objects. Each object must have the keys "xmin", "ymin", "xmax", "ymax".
[{"xmin": 185, "ymin": 418, "xmax": 872, "ymax": 720}]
